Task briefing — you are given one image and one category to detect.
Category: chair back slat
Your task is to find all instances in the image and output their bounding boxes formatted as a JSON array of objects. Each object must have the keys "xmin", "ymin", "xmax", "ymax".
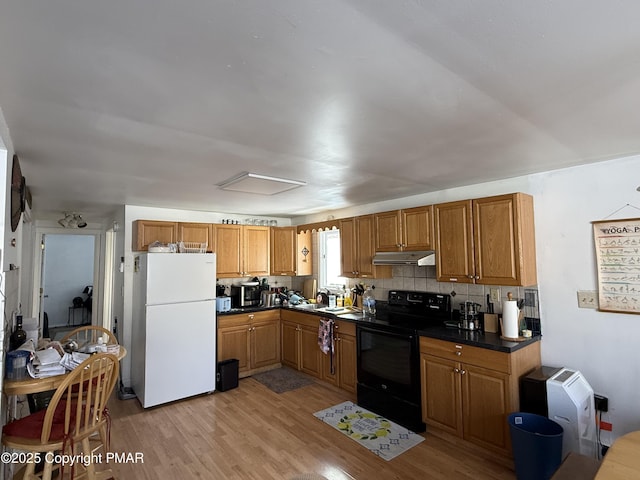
[{"xmin": 60, "ymin": 326, "xmax": 118, "ymax": 349}]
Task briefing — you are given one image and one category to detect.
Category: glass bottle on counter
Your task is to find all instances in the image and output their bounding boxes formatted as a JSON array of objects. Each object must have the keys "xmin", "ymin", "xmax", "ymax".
[
  {"xmin": 10, "ymin": 315, "xmax": 27, "ymax": 351},
  {"xmin": 362, "ymin": 286, "xmax": 376, "ymax": 315}
]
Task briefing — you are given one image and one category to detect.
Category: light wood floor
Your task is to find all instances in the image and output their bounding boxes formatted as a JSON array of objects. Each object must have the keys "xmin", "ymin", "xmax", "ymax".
[{"xmin": 108, "ymin": 376, "xmax": 517, "ymax": 479}]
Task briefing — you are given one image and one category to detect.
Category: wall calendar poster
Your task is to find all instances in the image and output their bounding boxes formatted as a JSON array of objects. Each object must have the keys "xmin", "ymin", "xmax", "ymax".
[{"xmin": 593, "ymin": 217, "xmax": 640, "ymax": 314}]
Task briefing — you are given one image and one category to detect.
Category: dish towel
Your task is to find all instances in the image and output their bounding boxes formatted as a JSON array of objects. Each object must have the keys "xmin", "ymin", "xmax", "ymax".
[
  {"xmin": 318, "ymin": 319, "xmax": 334, "ymax": 354},
  {"xmin": 318, "ymin": 318, "xmax": 335, "ymax": 375}
]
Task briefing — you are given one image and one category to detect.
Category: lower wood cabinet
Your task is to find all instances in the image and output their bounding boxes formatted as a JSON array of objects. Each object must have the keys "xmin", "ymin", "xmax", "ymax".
[
  {"xmin": 420, "ymin": 337, "xmax": 540, "ymax": 455},
  {"xmin": 217, "ymin": 310, "xmax": 281, "ymax": 378},
  {"xmin": 280, "ymin": 310, "xmax": 356, "ymax": 393},
  {"xmin": 321, "ymin": 320, "xmax": 357, "ymax": 393}
]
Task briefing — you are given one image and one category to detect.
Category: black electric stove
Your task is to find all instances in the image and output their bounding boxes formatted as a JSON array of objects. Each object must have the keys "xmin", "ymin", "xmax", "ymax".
[{"xmin": 356, "ymin": 290, "xmax": 451, "ymax": 433}]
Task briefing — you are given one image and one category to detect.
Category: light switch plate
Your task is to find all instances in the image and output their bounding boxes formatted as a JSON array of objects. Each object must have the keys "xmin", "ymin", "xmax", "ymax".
[
  {"xmin": 577, "ymin": 291, "xmax": 598, "ymax": 309},
  {"xmin": 490, "ymin": 288, "xmax": 500, "ymax": 303}
]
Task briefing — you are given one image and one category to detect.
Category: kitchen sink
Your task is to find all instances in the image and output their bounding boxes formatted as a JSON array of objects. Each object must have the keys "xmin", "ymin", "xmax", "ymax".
[{"xmin": 293, "ymin": 303, "xmax": 322, "ymax": 310}]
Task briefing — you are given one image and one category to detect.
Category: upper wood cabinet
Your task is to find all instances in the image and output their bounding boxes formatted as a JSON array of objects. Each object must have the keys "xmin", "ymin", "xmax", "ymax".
[
  {"xmin": 340, "ymin": 215, "xmax": 391, "ymax": 279},
  {"xmin": 270, "ymin": 227, "xmax": 313, "ymax": 276},
  {"xmin": 434, "ymin": 193, "xmax": 537, "ymax": 286},
  {"xmin": 132, "ymin": 220, "xmax": 179, "ymax": 251},
  {"xmin": 179, "ymin": 223, "xmax": 215, "ymax": 252},
  {"xmin": 375, "ymin": 206, "xmax": 434, "ymax": 252},
  {"xmin": 215, "ymin": 224, "xmax": 270, "ymax": 278}
]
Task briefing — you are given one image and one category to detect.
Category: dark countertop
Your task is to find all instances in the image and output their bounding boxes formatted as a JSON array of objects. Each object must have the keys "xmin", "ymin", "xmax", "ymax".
[{"xmin": 218, "ymin": 305, "xmax": 541, "ymax": 353}]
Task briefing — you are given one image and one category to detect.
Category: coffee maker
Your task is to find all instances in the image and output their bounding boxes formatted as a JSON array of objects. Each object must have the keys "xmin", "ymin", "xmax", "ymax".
[{"xmin": 460, "ymin": 301, "xmax": 482, "ymax": 330}]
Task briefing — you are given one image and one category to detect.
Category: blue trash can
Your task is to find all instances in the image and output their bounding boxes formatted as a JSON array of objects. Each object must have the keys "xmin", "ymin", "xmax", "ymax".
[{"xmin": 508, "ymin": 412, "xmax": 563, "ymax": 480}]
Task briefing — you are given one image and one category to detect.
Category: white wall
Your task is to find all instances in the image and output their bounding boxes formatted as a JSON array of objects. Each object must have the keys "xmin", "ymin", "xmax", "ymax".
[{"xmin": 42, "ymin": 234, "xmax": 94, "ymax": 327}]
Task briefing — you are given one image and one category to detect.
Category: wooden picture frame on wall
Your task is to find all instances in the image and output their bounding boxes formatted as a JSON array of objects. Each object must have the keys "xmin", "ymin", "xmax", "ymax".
[{"xmin": 592, "ymin": 217, "xmax": 640, "ymax": 314}]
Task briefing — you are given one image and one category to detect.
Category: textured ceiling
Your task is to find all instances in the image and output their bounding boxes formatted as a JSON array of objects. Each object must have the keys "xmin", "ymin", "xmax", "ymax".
[{"xmin": 1, "ymin": 1, "xmax": 639, "ymax": 222}]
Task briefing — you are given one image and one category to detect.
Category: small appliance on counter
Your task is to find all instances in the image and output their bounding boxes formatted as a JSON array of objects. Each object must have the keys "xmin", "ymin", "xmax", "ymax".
[
  {"xmin": 216, "ymin": 296, "xmax": 231, "ymax": 312},
  {"xmin": 230, "ymin": 283, "xmax": 261, "ymax": 307}
]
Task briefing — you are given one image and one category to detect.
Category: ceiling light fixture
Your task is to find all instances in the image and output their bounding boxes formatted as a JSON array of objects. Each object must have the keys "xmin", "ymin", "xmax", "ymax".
[
  {"xmin": 57, "ymin": 212, "xmax": 87, "ymax": 229},
  {"xmin": 217, "ymin": 172, "xmax": 307, "ymax": 195}
]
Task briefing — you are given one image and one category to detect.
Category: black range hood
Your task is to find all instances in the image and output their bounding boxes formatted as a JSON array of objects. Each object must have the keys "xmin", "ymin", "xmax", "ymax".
[{"xmin": 372, "ymin": 251, "xmax": 436, "ymax": 266}]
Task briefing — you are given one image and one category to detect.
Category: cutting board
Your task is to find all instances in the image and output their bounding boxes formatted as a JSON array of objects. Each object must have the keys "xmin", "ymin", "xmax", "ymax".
[{"xmin": 303, "ymin": 278, "xmax": 317, "ymax": 300}]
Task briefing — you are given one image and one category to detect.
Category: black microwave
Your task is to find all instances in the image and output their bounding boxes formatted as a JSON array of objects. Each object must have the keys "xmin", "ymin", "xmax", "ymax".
[{"xmin": 230, "ymin": 285, "xmax": 261, "ymax": 307}]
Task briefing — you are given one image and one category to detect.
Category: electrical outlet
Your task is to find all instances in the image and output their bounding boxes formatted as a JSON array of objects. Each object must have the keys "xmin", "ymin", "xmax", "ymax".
[
  {"xmin": 490, "ymin": 288, "xmax": 500, "ymax": 303},
  {"xmin": 577, "ymin": 291, "xmax": 598, "ymax": 309}
]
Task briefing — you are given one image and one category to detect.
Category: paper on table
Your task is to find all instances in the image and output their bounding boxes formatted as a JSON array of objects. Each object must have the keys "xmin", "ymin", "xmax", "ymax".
[
  {"xmin": 60, "ymin": 352, "xmax": 90, "ymax": 370},
  {"xmin": 33, "ymin": 348, "xmax": 62, "ymax": 366}
]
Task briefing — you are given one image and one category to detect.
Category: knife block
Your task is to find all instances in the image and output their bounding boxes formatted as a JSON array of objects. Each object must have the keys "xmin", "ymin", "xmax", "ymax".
[{"xmin": 483, "ymin": 313, "xmax": 499, "ymax": 333}]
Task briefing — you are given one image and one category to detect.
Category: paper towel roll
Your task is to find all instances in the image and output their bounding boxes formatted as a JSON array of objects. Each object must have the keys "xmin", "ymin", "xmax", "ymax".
[{"xmin": 502, "ymin": 301, "xmax": 520, "ymax": 338}]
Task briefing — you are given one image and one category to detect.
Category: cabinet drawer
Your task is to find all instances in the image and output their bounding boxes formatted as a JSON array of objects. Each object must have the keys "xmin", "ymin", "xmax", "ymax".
[
  {"xmin": 218, "ymin": 314, "xmax": 250, "ymax": 328},
  {"xmin": 248, "ymin": 309, "xmax": 280, "ymax": 323},
  {"xmin": 420, "ymin": 337, "xmax": 510, "ymax": 374},
  {"xmin": 334, "ymin": 320, "xmax": 355, "ymax": 336}
]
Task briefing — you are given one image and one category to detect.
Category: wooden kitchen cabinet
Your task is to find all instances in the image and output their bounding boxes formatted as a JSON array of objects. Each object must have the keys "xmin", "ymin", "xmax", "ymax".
[
  {"xmin": 217, "ymin": 310, "xmax": 280, "ymax": 378},
  {"xmin": 215, "ymin": 224, "xmax": 270, "ymax": 278},
  {"xmin": 434, "ymin": 193, "xmax": 537, "ymax": 286},
  {"xmin": 280, "ymin": 310, "xmax": 322, "ymax": 377},
  {"xmin": 420, "ymin": 337, "xmax": 540, "ymax": 455},
  {"xmin": 179, "ymin": 222, "xmax": 214, "ymax": 252},
  {"xmin": 132, "ymin": 220, "xmax": 179, "ymax": 251},
  {"xmin": 340, "ymin": 215, "xmax": 391, "ymax": 279},
  {"xmin": 375, "ymin": 205, "xmax": 434, "ymax": 252},
  {"xmin": 321, "ymin": 319, "xmax": 357, "ymax": 393},
  {"xmin": 270, "ymin": 227, "xmax": 312, "ymax": 276},
  {"xmin": 281, "ymin": 310, "xmax": 356, "ymax": 393}
]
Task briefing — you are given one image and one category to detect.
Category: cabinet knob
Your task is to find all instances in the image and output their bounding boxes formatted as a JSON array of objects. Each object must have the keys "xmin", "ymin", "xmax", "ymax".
[
  {"xmin": 460, "ymin": 369, "xmax": 466, "ymax": 375},
  {"xmin": 454, "ymin": 368, "xmax": 460, "ymax": 373},
  {"xmin": 468, "ymin": 275, "xmax": 474, "ymax": 279},
  {"xmin": 249, "ymin": 314, "xmax": 254, "ymax": 320},
  {"xmin": 475, "ymin": 275, "xmax": 480, "ymax": 280},
  {"xmin": 455, "ymin": 351, "xmax": 462, "ymax": 356}
]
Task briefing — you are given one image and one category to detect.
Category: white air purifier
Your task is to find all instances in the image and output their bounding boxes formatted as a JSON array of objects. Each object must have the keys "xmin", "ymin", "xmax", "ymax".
[{"xmin": 546, "ymin": 368, "xmax": 597, "ymax": 459}]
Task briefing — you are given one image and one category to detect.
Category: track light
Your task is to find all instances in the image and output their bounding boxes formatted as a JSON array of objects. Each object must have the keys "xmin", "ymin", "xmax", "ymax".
[{"xmin": 57, "ymin": 212, "xmax": 87, "ymax": 229}]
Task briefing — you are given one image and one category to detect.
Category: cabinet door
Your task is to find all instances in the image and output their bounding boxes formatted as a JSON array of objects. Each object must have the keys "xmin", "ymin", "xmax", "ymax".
[
  {"xmin": 337, "ymin": 333, "xmax": 357, "ymax": 393},
  {"xmin": 402, "ymin": 205, "xmax": 434, "ymax": 251},
  {"xmin": 356, "ymin": 215, "xmax": 376, "ymax": 278},
  {"xmin": 474, "ymin": 193, "xmax": 537, "ymax": 286},
  {"xmin": 462, "ymin": 363, "xmax": 510, "ymax": 453},
  {"xmin": 215, "ymin": 224, "xmax": 243, "ymax": 277},
  {"xmin": 251, "ymin": 320, "xmax": 281, "ymax": 369},
  {"xmin": 132, "ymin": 220, "xmax": 179, "ymax": 251},
  {"xmin": 179, "ymin": 223, "xmax": 214, "ymax": 252},
  {"xmin": 270, "ymin": 227, "xmax": 296, "ymax": 276},
  {"xmin": 339, "ymin": 218, "xmax": 358, "ymax": 278},
  {"xmin": 297, "ymin": 230, "xmax": 313, "ymax": 276},
  {"xmin": 434, "ymin": 200, "xmax": 475, "ymax": 283},
  {"xmin": 244, "ymin": 225, "xmax": 270, "ymax": 276},
  {"xmin": 281, "ymin": 321, "xmax": 299, "ymax": 369},
  {"xmin": 421, "ymin": 354, "xmax": 463, "ymax": 437},
  {"xmin": 217, "ymin": 324, "xmax": 251, "ymax": 375},
  {"xmin": 299, "ymin": 324, "xmax": 322, "ymax": 378},
  {"xmin": 375, "ymin": 210, "xmax": 402, "ymax": 252}
]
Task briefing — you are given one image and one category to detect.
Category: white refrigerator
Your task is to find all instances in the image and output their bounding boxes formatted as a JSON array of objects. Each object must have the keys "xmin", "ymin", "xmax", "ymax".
[{"xmin": 131, "ymin": 253, "xmax": 217, "ymax": 408}]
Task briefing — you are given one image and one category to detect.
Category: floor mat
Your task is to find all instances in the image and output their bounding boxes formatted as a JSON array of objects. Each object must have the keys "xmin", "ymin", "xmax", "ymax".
[
  {"xmin": 252, "ymin": 367, "xmax": 315, "ymax": 393},
  {"xmin": 313, "ymin": 401, "xmax": 425, "ymax": 461}
]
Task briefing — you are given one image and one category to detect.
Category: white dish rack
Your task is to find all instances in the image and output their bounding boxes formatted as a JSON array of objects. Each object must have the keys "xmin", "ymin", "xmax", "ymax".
[{"xmin": 178, "ymin": 241, "xmax": 207, "ymax": 253}]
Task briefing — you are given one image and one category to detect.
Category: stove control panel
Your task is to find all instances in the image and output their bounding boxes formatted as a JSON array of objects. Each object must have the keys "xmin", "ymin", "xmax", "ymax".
[{"xmin": 388, "ymin": 290, "xmax": 451, "ymax": 313}]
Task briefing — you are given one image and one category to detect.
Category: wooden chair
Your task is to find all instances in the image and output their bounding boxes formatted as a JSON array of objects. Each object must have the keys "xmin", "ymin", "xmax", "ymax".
[
  {"xmin": 2, "ymin": 353, "xmax": 120, "ymax": 479},
  {"xmin": 60, "ymin": 325, "xmax": 118, "ymax": 349}
]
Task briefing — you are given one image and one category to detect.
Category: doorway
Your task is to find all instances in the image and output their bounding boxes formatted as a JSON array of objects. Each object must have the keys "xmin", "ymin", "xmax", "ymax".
[{"xmin": 40, "ymin": 234, "xmax": 96, "ymax": 339}]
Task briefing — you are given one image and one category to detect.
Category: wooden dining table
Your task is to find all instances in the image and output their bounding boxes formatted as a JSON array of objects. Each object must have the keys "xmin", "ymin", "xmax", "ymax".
[
  {"xmin": 595, "ymin": 430, "xmax": 640, "ymax": 479},
  {"xmin": 3, "ymin": 346, "xmax": 127, "ymax": 396}
]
